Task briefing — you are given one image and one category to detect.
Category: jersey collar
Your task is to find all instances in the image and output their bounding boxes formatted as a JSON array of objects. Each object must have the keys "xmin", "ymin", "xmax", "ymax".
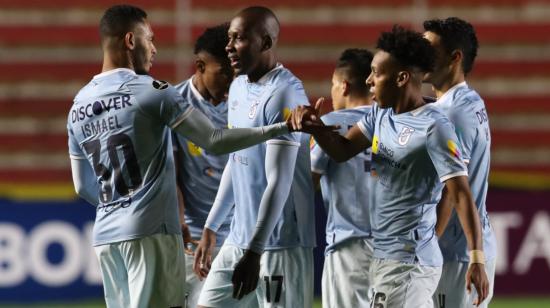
[
  {"xmin": 437, "ymin": 81, "xmax": 468, "ymax": 105},
  {"xmin": 93, "ymin": 68, "xmax": 136, "ymax": 80},
  {"xmin": 189, "ymin": 75, "xmax": 207, "ymax": 102}
]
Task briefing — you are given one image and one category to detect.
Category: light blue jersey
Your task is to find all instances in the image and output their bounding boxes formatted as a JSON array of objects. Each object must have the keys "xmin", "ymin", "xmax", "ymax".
[
  {"xmin": 68, "ymin": 68, "xmax": 190, "ymax": 246},
  {"xmin": 357, "ymin": 102, "xmax": 467, "ymax": 266},
  {"xmin": 434, "ymin": 82, "xmax": 497, "ymax": 262},
  {"xmin": 311, "ymin": 106, "xmax": 373, "ymax": 254},
  {"xmin": 226, "ymin": 64, "xmax": 315, "ymax": 250},
  {"xmin": 172, "ymin": 77, "xmax": 231, "ymax": 246}
]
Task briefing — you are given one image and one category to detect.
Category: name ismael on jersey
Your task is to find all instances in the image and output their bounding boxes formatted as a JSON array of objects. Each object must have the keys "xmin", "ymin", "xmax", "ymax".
[{"xmin": 70, "ymin": 94, "xmax": 132, "ymax": 138}]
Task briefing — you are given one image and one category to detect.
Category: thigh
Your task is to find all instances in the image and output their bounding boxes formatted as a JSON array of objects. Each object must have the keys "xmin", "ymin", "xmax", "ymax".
[
  {"xmin": 322, "ymin": 238, "xmax": 373, "ymax": 308},
  {"xmin": 370, "ymin": 259, "xmax": 440, "ymax": 308},
  {"xmin": 121, "ymin": 234, "xmax": 186, "ymax": 308},
  {"xmin": 257, "ymin": 247, "xmax": 313, "ymax": 308},
  {"xmin": 434, "ymin": 258, "xmax": 496, "ymax": 308},
  {"xmin": 94, "ymin": 244, "xmax": 131, "ymax": 308},
  {"xmin": 198, "ymin": 245, "xmax": 258, "ymax": 308},
  {"xmin": 185, "ymin": 245, "xmax": 222, "ymax": 308}
]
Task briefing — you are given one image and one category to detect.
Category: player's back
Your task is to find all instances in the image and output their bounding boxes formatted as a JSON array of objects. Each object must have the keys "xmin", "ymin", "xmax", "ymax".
[
  {"xmin": 225, "ymin": 65, "xmax": 315, "ymax": 250},
  {"xmin": 311, "ymin": 106, "xmax": 373, "ymax": 253},
  {"xmin": 434, "ymin": 83, "xmax": 497, "ymax": 262},
  {"xmin": 68, "ymin": 68, "xmax": 189, "ymax": 245},
  {"xmin": 173, "ymin": 78, "xmax": 231, "ymax": 245}
]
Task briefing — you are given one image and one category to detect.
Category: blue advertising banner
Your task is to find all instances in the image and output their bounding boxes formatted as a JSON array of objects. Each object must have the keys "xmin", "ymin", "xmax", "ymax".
[{"xmin": 0, "ymin": 199, "xmax": 102, "ymax": 302}]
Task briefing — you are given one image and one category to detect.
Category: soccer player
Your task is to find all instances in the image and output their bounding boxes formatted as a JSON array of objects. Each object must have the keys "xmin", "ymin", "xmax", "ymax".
[
  {"xmin": 172, "ymin": 23, "xmax": 234, "ymax": 308},
  {"xmin": 310, "ymin": 48, "xmax": 375, "ymax": 308},
  {"xmin": 423, "ymin": 17, "xmax": 497, "ymax": 308},
  {"xmin": 67, "ymin": 5, "xmax": 299, "ymax": 308},
  {"xmin": 193, "ymin": 6, "xmax": 315, "ymax": 308},
  {"xmin": 290, "ymin": 25, "xmax": 489, "ymax": 307}
]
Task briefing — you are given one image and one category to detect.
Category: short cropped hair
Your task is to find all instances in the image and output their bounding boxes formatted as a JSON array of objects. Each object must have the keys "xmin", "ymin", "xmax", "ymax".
[
  {"xmin": 376, "ymin": 25, "xmax": 435, "ymax": 72},
  {"xmin": 99, "ymin": 5, "xmax": 147, "ymax": 40},
  {"xmin": 336, "ymin": 48, "xmax": 374, "ymax": 91},
  {"xmin": 194, "ymin": 23, "xmax": 230, "ymax": 60},
  {"xmin": 423, "ymin": 17, "xmax": 478, "ymax": 74}
]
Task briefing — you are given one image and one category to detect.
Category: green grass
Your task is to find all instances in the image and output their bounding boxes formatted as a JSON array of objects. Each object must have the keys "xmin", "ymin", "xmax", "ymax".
[{"xmin": 1, "ymin": 297, "xmax": 549, "ymax": 307}]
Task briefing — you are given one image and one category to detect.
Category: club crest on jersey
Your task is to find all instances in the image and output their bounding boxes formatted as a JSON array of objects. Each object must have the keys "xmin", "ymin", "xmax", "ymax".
[
  {"xmin": 398, "ymin": 127, "xmax": 415, "ymax": 146},
  {"xmin": 248, "ymin": 101, "xmax": 259, "ymax": 119},
  {"xmin": 152, "ymin": 80, "xmax": 168, "ymax": 90}
]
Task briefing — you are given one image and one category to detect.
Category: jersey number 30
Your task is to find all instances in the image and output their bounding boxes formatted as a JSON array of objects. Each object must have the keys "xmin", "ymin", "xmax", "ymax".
[{"xmin": 83, "ymin": 133, "xmax": 143, "ymax": 203}]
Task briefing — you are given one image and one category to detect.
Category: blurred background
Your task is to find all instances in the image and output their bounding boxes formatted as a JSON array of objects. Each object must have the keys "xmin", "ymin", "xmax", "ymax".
[{"xmin": 0, "ymin": 0, "xmax": 549, "ymax": 306}]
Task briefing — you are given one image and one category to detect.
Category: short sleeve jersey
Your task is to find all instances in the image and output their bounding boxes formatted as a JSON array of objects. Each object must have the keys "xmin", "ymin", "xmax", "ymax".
[
  {"xmin": 357, "ymin": 102, "xmax": 467, "ymax": 266},
  {"xmin": 225, "ymin": 64, "xmax": 315, "ymax": 250},
  {"xmin": 434, "ymin": 82, "xmax": 497, "ymax": 262},
  {"xmin": 67, "ymin": 68, "xmax": 192, "ymax": 246},
  {"xmin": 311, "ymin": 106, "xmax": 373, "ymax": 254},
  {"xmin": 172, "ymin": 77, "xmax": 231, "ymax": 245}
]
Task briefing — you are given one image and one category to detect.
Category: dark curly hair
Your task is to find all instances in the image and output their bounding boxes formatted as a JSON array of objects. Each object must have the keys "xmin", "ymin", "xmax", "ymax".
[
  {"xmin": 100, "ymin": 5, "xmax": 147, "ymax": 41},
  {"xmin": 376, "ymin": 25, "xmax": 435, "ymax": 72},
  {"xmin": 336, "ymin": 48, "xmax": 374, "ymax": 91},
  {"xmin": 423, "ymin": 17, "xmax": 478, "ymax": 74},
  {"xmin": 194, "ymin": 23, "xmax": 230, "ymax": 61}
]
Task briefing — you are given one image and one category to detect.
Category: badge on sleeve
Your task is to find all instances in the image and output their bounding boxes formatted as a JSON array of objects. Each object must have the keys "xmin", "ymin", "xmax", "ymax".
[{"xmin": 152, "ymin": 80, "xmax": 169, "ymax": 90}]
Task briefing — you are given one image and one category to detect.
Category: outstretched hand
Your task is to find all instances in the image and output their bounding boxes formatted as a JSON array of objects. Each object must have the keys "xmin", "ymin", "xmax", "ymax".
[
  {"xmin": 466, "ymin": 263, "xmax": 489, "ymax": 306},
  {"xmin": 231, "ymin": 249, "xmax": 261, "ymax": 300},
  {"xmin": 193, "ymin": 228, "xmax": 217, "ymax": 280},
  {"xmin": 288, "ymin": 98, "xmax": 339, "ymax": 134}
]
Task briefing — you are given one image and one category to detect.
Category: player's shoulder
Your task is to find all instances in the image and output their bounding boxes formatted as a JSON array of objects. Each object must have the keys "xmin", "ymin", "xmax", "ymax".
[
  {"xmin": 273, "ymin": 66, "xmax": 305, "ymax": 90},
  {"xmin": 173, "ymin": 77, "xmax": 192, "ymax": 96},
  {"xmin": 451, "ymin": 85, "xmax": 485, "ymax": 110}
]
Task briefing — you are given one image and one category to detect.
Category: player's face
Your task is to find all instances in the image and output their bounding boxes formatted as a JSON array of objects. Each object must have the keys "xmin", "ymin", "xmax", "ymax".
[
  {"xmin": 366, "ymin": 51, "xmax": 400, "ymax": 109},
  {"xmin": 330, "ymin": 70, "xmax": 346, "ymax": 110},
  {"xmin": 132, "ymin": 20, "xmax": 157, "ymax": 75},
  {"xmin": 197, "ymin": 51, "xmax": 234, "ymax": 103},
  {"xmin": 226, "ymin": 16, "xmax": 264, "ymax": 76},
  {"xmin": 422, "ymin": 31, "xmax": 450, "ymax": 86}
]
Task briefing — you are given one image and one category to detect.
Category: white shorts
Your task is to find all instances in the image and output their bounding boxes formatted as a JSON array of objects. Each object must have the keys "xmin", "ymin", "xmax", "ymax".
[
  {"xmin": 198, "ymin": 244, "xmax": 313, "ymax": 308},
  {"xmin": 184, "ymin": 244, "xmax": 221, "ymax": 308},
  {"xmin": 322, "ymin": 237, "xmax": 373, "ymax": 308},
  {"xmin": 94, "ymin": 233, "xmax": 186, "ymax": 308},
  {"xmin": 433, "ymin": 257, "xmax": 496, "ymax": 308},
  {"xmin": 369, "ymin": 258, "xmax": 441, "ymax": 308}
]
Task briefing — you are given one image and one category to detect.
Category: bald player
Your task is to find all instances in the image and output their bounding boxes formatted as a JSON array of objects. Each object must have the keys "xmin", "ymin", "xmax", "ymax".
[{"xmin": 194, "ymin": 6, "xmax": 315, "ymax": 308}]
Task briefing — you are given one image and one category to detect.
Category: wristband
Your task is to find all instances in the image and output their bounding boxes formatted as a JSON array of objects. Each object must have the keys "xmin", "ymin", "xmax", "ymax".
[{"xmin": 469, "ymin": 249, "xmax": 485, "ymax": 265}]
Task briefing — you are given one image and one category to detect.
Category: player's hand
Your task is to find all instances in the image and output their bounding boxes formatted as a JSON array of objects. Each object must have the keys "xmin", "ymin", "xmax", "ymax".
[
  {"xmin": 231, "ymin": 249, "xmax": 261, "ymax": 300},
  {"xmin": 288, "ymin": 97, "xmax": 339, "ymax": 134},
  {"xmin": 193, "ymin": 228, "xmax": 216, "ymax": 280},
  {"xmin": 466, "ymin": 263, "xmax": 489, "ymax": 306},
  {"xmin": 181, "ymin": 223, "xmax": 199, "ymax": 255}
]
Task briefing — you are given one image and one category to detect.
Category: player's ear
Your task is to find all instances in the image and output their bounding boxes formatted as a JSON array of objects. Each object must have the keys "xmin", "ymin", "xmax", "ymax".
[
  {"xmin": 124, "ymin": 32, "xmax": 135, "ymax": 50},
  {"xmin": 451, "ymin": 50, "xmax": 463, "ymax": 68},
  {"xmin": 261, "ymin": 35, "xmax": 273, "ymax": 51},
  {"xmin": 396, "ymin": 71, "xmax": 410, "ymax": 87},
  {"xmin": 342, "ymin": 80, "xmax": 350, "ymax": 96},
  {"xmin": 195, "ymin": 59, "xmax": 206, "ymax": 74}
]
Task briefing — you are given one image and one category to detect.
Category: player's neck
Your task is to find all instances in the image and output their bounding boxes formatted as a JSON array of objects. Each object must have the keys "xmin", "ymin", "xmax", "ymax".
[
  {"xmin": 345, "ymin": 93, "xmax": 374, "ymax": 109},
  {"xmin": 434, "ymin": 72, "xmax": 465, "ymax": 99},
  {"xmin": 192, "ymin": 75, "xmax": 221, "ymax": 106},
  {"xmin": 247, "ymin": 57, "xmax": 277, "ymax": 83},
  {"xmin": 394, "ymin": 90, "xmax": 425, "ymax": 114},
  {"xmin": 102, "ymin": 51, "xmax": 134, "ymax": 73}
]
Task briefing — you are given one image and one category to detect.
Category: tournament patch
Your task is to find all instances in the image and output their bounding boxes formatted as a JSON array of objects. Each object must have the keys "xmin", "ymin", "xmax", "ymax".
[
  {"xmin": 152, "ymin": 80, "xmax": 169, "ymax": 90},
  {"xmin": 447, "ymin": 139, "xmax": 461, "ymax": 159}
]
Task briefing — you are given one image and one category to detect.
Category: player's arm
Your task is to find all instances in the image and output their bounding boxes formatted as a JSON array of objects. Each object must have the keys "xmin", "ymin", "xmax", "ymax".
[
  {"xmin": 444, "ymin": 175, "xmax": 489, "ymax": 306},
  {"xmin": 172, "ymin": 108, "xmax": 290, "ymax": 155},
  {"xmin": 435, "ymin": 186, "xmax": 452, "ymax": 237},
  {"xmin": 232, "ymin": 140, "xmax": 299, "ymax": 299},
  {"xmin": 194, "ymin": 159, "xmax": 235, "ymax": 280},
  {"xmin": 70, "ymin": 158, "xmax": 100, "ymax": 206},
  {"xmin": 291, "ymin": 98, "xmax": 371, "ymax": 162},
  {"xmin": 172, "ymin": 137, "xmax": 196, "ymax": 255}
]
